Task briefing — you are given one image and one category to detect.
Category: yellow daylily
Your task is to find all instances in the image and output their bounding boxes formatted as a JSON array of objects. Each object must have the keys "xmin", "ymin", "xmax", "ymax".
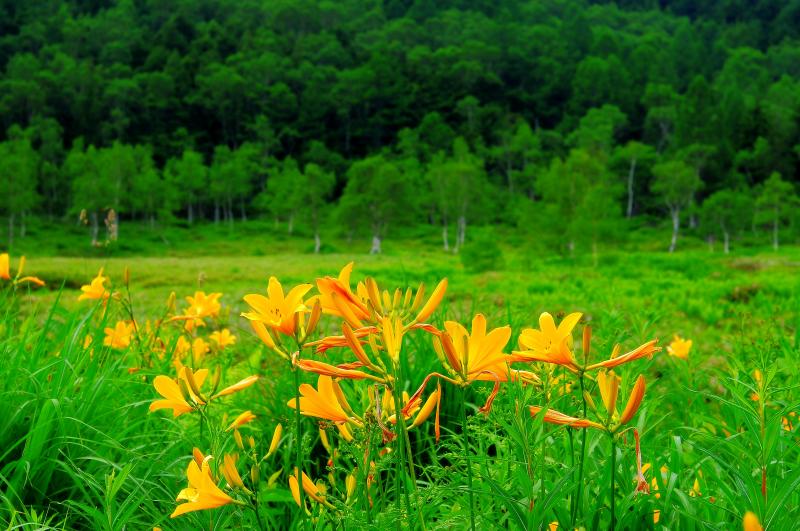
[
  {"xmin": 171, "ymin": 458, "xmax": 236, "ymax": 518},
  {"xmin": 78, "ymin": 268, "xmax": 110, "ymax": 301},
  {"xmin": 442, "ymin": 314, "xmax": 513, "ymax": 381},
  {"xmin": 289, "ymin": 469, "xmax": 335, "ymax": 509},
  {"xmin": 316, "ymin": 262, "xmax": 371, "ymax": 323},
  {"xmin": 514, "ymin": 312, "xmax": 583, "ymax": 370},
  {"xmin": 185, "ymin": 291, "xmax": 222, "ymax": 319},
  {"xmin": 149, "ymin": 368, "xmax": 209, "ymax": 417},
  {"xmin": 287, "ymin": 375, "xmax": 360, "ymax": 425},
  {"xmin": 210, "ymin": 328, "xmax": 237, "ymax": 349},
  {"xmin": 103, "ymin": 321, "xmax": 135, "ymax": 349},
  {"xmin": 667, "ymin": 335, "xmax": 692, "ymax": 360},
  {"xmin": 242, "ymin": 277, "xmax": 312, "ymax": 337}
]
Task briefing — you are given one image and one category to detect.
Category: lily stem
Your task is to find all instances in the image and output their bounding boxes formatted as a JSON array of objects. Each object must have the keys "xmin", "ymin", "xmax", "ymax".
[
  {"xmin": 610, "ymin": 435, "xmax": 617, "ymax": 531},
  {"xmin": 292, "ymin": 363, "xmax": 305, "ymax": 525},
  {"xmin": 460, "ymin": 386, "xmax": 476, "ymax": 530},
  {"xmin": 572, "ymin": 373, "xmax": 588, "ymax": 527}
]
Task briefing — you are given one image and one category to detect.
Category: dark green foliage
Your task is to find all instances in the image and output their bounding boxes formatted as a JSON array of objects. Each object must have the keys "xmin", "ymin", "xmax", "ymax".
[{"xmin": 1, "ymin": 0, "xmax": 800, "ymax": 251}]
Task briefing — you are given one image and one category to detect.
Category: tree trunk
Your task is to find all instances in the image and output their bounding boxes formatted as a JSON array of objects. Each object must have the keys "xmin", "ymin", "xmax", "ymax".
[
  {"xmin": 626, "ymin": 157, "xmax": 637, "ymax": 218},
  {"xmin": 689, "ymin": 193, "xmax": 697, "ymax": 229},
  {"xmin": 214, "ymin": 200, "xmax": 220, "ymax": 224},
  {"xmin": 669, "ymin": 208, "xmax": 680, "ymax": 253},
  {"xmin": 240, "ymin": 198, "xmax": 247, "ymax": 222},
  {"xmin": 707, "ymin": 235, "xmax": 714, "ymax": 252},
  {"xmin": 90, "ymin": 211, "xmax": 99, "ymax": 245},
  {"xmin": 773, "ymin": 215, "xmax": 779, "ymax": 251},
  {"xmin": 20, "ymin": 211, "xmax": 26, "ymax": 238},
  {"xmin": 723, "ymin": 229, "xmax": 730, "ymax": 254},
  {"xmin": 287, "ymin": 214, "xmax": 294, "ymax": 235},
  {"xmin": 456, "ymin": 215, "xmax": 466, "ymax": 251},
  {"xmin": 370, "ymin": 234, "xmax": 382, "ymax": 254},
  {"xmin": 7, "ymin": 213, "xmax": 14, "ymax": 247},
  {"xmin": 314, "ymin": 232, "xmax": 321, "ymax": 254},
  {"xmin": 442, "ymin": 222, "xmax": 450, "ymax": 251},
  {"xmin": 188, "ymin": 203, "xmax": 194, "ymax": 225}
]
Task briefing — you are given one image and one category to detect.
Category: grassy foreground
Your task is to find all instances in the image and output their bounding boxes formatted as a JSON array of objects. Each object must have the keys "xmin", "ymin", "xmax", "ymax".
[{"xmin": 1, "ymin": 241, "xmax": 798, "ymax": 530}]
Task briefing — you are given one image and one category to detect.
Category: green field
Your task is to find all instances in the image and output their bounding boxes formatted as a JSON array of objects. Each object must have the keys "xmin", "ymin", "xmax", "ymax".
[{"xmin": 1, "ymin": 228, "xmax": 798, "ymax": 530}]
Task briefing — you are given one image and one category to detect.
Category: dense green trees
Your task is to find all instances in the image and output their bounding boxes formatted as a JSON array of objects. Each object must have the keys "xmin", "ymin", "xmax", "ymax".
[{"xmin": 0, "ymin": 0, "xmax": 799, "ymax": 253}]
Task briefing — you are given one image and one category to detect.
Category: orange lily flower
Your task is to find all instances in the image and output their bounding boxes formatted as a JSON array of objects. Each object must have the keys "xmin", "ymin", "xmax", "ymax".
[
  {"xmin": 171, "ymin": 458, "xmax": 236, "ymax": 517},
  {"xmin": 78, "ymin": 268, "xmax": 110, "ymax": 301},
  {"xmin": 287, "ymin": 375, "xmax": 360, "ymax": 425},
  {"xmin": 666, "ymin": 335, "xmax": 692, "ymax": 360},
  {"xmin": 242, "ymin": 277, "xmax": 312, "ymax": 337},
  {"xmin": 289, "ymin": 469, "xmax": 335, "ymax": 509},
  {"xmin": 210, "ymin": 328, "xmax": 237, "ymax": 349},
  {"xmin": 150, "ymin": 368, "xmax": 209, "ymax": 416},
  {"xmin": 185, "ymin": 291, "xmax": 222, "ymax": 319},
  {"xmin": 514, "ymin": 312, "xmax": 582, "ymax": 370},
  {"xmin": 103, "ymin": 321, "xmax": 135, "ymax": 349},
  {"xmin": 316, "ymin": 262, "xmax": 371, "ymax": 322}
]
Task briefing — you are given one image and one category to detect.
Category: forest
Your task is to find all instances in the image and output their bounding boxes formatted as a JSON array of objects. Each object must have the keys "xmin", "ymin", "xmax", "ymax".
[{"xmin": 1, "ymin": 0, "xmax": 799, "ymax": 253}]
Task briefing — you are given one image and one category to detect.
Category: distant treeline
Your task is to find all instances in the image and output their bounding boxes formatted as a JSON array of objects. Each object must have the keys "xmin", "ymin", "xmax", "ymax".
[{"xmin": 0, "ymin": 0, "xmax": 799, "ymax": 253}]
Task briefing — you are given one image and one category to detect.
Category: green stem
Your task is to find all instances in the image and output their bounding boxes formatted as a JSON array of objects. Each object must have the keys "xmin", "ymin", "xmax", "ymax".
[
  {"xmin": 362, "ymin": 423, "xmax": 373, "ymax": 524},
  {"xmin": 392, "ymin": 379, "xmax": 412, "ymax": 521},
  {"xmin": 610, "ymin": 436, "xmax": 617, "ymax": 531},
  {"xmin": 460, "ymin": 386, "xmax": 476, "ymax": 530},
  {"xmin": 252, "ymin": 496, "xmax": 265, "ymax": 531},
  {"xmin": 572, "ymin": 373, "xmax": 588, "ymax": 526},
  {"xmin": 293, "ymin": 364, "xmax": 305, "ymax": 524}
]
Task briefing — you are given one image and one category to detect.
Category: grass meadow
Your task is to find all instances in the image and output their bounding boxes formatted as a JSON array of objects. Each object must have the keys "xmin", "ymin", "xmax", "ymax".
[{"xmin": 1, "ymin": 223, "xmax": 798, "ymax": 530}]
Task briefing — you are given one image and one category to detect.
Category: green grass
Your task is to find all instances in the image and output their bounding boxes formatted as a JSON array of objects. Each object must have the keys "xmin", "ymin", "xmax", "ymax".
[{"xmin": 1, "ymin": 225, "xmax": 799, "ymax": 529}]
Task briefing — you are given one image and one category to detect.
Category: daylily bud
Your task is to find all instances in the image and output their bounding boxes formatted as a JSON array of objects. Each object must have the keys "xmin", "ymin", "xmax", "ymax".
[
  {"xmin": 248, "ymin": 436, "xmax": 255, "ymax": 449},
  {"xmin": 268, "ymin": 468, "xmax": 282, "ymax": 487},
  {"xmin": 211, "ymin": 365, "xmax": 222, "ymax": 395},
  {"xmin": 305, "ymin": 299, "xmax": 322, "ymax": 337},
  {"xmin": 266, "ymin": 424, "xmax": 283, "ymax": 458},
  {"xmin": 123, "ymin": 266, "xmax": 130, "ymax": 287},
  {"xmin": 319, "ymin": 428, "xmax": 331, "ymax": 453},
  {"xmin": 365, "ymin": 277, "xmax": 383, "ymax": 314},
  {"xmin": 412, "ymin": 387, "xmax": 440, "ymax": 428},
  {"xmin": 166, "ymin": 291, "xmax": 176, "ymax": 313},
  {"xmin": 346, "ymin": 471, "xmax": 357, "ymax": 500},
  {"xmin": 181, "ymin": 367, "xmax": 206, "ymax": 404},
  {"xmin": 234, "ymin": 429, "xmax": 244, "ymax": 449},
  {"xmin": 582, "ymin": 325, "xmax": 591, "ymax": 364},
  {"xmin": 251, "ymin": 464, "xmax": 260, "ymax": 486}
]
